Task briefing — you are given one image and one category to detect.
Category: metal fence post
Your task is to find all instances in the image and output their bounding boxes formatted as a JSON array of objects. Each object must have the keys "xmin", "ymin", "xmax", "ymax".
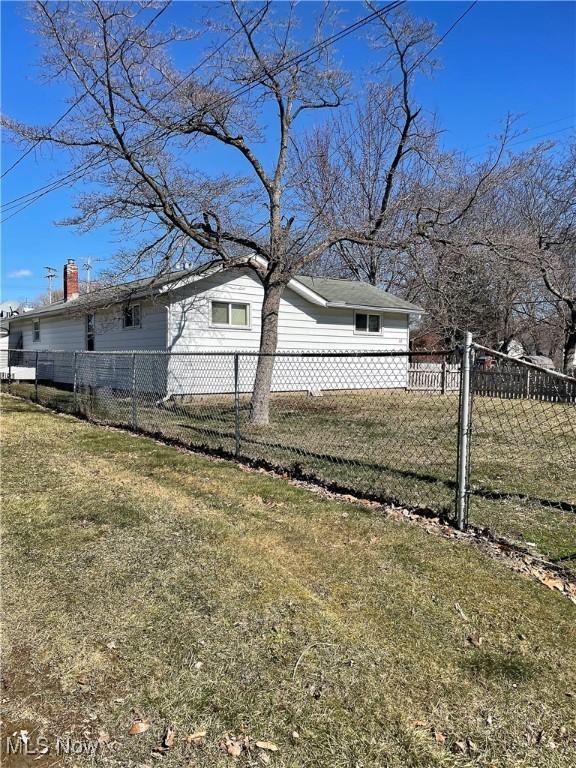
[
  {"xmin": 34, "ymin": 350, "xmax": 39, "ymax": 402},
  {"xmin": 441, "ymin": 358, "xmax": 447, "ymax": 395},
  {"xmin": 234, "ymin": 353, "xmax": 241, "ymax": 456},
  {"xmin": 7, "ymin": 350, "xmax": 12, "ymax": 394},
  {"xmin": 131, "ymin": 353, "xmax": 138, "ymax": 430},
  {"xmin": 73, "ymin": 352, "xmax": 78, "ymax": 413},
  {"xmin": 456, "ymin": 331, "xmax": 474, "ymax": 530}
]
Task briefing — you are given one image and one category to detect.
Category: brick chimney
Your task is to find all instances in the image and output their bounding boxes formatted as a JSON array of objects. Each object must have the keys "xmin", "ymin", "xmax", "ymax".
[{"xmin": 63, "ymin": 259, "xmax": 79, "ymax": 301}]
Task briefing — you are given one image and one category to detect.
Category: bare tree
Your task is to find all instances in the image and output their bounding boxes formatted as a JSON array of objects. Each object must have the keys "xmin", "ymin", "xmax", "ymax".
[
  {"xmin": 297, "ymin": 9, "xmax": 439, "ymax": 289},
  {"xmin": 298, "ymin": 13, "xmax": 521, "ymax": 350},
  {"xmin": 449, "ymin": 142, "xmax": 576, "ymax": 369},
  {"xmin": 5, "ymin": 0, "xmax": 442, "ymax": 423},
  {"xmin": 511, "ymin": 144, "xmax": 576, "ymax": 372}
]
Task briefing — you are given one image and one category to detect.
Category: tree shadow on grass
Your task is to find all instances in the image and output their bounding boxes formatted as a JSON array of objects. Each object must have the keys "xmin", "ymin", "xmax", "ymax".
[{"xmin": 461, "ymin": 651, "xmax": 539, "ymax": 683}]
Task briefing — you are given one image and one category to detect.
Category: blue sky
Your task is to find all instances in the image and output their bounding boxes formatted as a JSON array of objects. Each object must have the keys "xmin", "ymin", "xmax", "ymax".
[{"xmin": 1, "ymin": 0, "xmax": 574, "ymax": 304}]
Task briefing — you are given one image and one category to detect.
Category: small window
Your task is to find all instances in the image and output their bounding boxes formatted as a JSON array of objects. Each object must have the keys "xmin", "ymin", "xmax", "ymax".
[
  {"xmin": 211, "ymin": 301, "xmax": 250, "ymax": 328},
  {"xmin": 123, "ymin": 303, "xmax": 141, "ymax": 329},
  {"xmin": 33, "ymin": 319, "xmax": 40, "ymax": 342},
  {"xmin": 355, "ymin": 312, "xmax": 381, "ymax": 334},
  {"xmin": 86, "ymin": 313, "xmax": 95, "ymax": 351}
]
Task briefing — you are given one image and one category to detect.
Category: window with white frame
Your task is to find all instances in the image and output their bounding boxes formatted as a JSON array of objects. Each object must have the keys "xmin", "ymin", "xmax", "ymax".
[
  {"xmin": 33, "ymin": 319, "xmax": 40, "ymax": 342},
  {"xmin": 354, "ymin": 312, "xmax": 381, "ymax": 333},
  {"xmin": 211, "ymin": 301, "xmax": 250, "ymax": 328},
  {"xmin": 86, "ymin": 313, "xmax": 95, "ymax": 350},
  {"xmin": 123, "ymin": 303, "xmax": 141, "ymax": 328}
]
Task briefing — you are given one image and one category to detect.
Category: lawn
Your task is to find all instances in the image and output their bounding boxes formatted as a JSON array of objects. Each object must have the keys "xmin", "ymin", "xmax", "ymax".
[
  {"xmin": 1, "ymin": 395, "xmax": 576, "ymax": 767},
  {"xmin": 8, "ymin": 377, "xmax": 574, "ymax": 566}
]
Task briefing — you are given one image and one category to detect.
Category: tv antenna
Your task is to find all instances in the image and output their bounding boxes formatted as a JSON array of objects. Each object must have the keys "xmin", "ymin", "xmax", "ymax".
[
  {"xmin": 83, "ymin": 257, "xmax": 92, "ymax": 292},
  {"xmin": 44, "ymin": 266, "xmax": 57, "ymax": 304}
]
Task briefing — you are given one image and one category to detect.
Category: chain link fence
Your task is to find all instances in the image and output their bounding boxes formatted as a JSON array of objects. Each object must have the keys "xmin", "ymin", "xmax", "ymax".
[
  {"xmin": 3, "ymin": 348, "xmax": 462, "ymax": 516},
  {"xmin": 468, "ymin": 344, "xmax": 576, "ymax": 568},
  {"xmin": 2, "ymin": 344, "xmax": 575, "ymax": 568}
]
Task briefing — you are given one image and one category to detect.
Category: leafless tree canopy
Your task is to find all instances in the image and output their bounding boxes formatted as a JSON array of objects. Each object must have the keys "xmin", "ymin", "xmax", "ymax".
[
  {"xmin": 5, "ymin": 0, "xmax": 458, "ymax": 420},
  {"xmin": 4, "ymin": 0, "xmax": 574, "ymax": 421}
]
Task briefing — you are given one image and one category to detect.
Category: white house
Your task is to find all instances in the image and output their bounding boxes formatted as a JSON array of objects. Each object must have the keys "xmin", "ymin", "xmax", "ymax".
[{"xmin": 8, "ymin": 258, "xmax": 422, "ymax": 395}]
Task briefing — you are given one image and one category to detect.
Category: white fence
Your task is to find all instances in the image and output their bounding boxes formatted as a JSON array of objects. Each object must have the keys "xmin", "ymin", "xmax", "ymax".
[{"xmin": 407, "ymin": 362, "xmax": 461, "ymax": 393}]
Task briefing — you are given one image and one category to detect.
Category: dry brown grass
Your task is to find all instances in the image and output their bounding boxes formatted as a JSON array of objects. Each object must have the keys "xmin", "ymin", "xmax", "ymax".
[{"xmin": 1, "ymin": 395, "xmax": 576, "ymax": 767}]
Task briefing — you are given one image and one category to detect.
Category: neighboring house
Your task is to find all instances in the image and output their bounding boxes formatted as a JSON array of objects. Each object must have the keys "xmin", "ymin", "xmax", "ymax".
[
  {"xmin": 0, "ymin": 318, "xmax": 9, "ymax": 365},
  {"xmin": 499, "ymin": 338, "xmax": 525, "ymax": 359},
  {"xmin": 8, "ymin": 258, "xmax": 422, "ymax": 395},
  {"xmin": 1, "ymin": 301, "xmax": 30, "ymax": 366}
]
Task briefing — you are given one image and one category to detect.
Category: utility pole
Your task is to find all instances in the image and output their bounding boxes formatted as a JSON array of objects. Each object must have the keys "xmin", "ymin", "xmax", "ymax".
[{"xmin": 44, "ymin": 267, "xmax": 57, "ymax": 304}]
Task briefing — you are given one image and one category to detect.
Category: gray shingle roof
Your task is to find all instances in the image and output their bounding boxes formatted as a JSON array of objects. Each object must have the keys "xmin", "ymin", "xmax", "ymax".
[
  {"xmin": 9, "ymin": 262, "xmax": 422, "ymax": 321},
  {"xmin": 7, "ymin": 264, "xmax": 215, "ymax": 320},
  {"xmin": 297, "ymin": 276, "xmax": 422, "ymax": 313}
]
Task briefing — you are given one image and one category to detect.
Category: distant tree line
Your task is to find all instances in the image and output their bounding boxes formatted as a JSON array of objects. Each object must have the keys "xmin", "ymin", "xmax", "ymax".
[{"xmin": 313, "ymin": 139, "xmax": 575, "ymax": 370}]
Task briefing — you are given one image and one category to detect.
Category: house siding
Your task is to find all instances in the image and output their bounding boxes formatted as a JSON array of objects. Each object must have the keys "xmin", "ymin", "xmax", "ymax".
[
  {"xmin": 166, "ymin": 269, "xmax": 409, "ymax": 395},
  {"xmin": 93, "ymin": 300, "xmax": 168, "ymax": 352},
  {"xmin": 7, "ymin": 270, "xmax": 412, "ymax": 396},
  {"xmin": 168, "ymin": 269, "xmax": 409, "ymax": 351},
  {"xmin": 9, "ymin": 300, "xmax": 168, "ymax": 391}
]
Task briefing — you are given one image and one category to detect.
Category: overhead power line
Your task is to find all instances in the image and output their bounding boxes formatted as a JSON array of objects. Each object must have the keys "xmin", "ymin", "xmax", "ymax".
[
  {"xmin": 0, "ymin": 3, "xmax": 268, "ymax": 214},
  {"xmin": 1, "ymin": 1, "xmax": 403, "ymax": 223},
  {"xmin": 284, "ymin": 1, "xmax": 480, "ymax": 197},
  {"xmin": 462, "ymin": 114, "xmax": 575, "ymax": 154},
  {"xmin": 1, "ymin": 2, "xmax": 172, "ymax": 181}
]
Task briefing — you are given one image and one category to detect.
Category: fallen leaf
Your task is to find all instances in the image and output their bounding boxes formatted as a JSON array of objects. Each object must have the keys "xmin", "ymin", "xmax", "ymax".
[
  {"xmin": 163, "ymin": 727, "xmax": 176, "ymax": 749},
  {"xmin": 259, "ymin": 753, "xmax": 271, "ymax": 765},
  {"xmin": 221, "ymin": 737, "xmax": 243, "ymax": 757},
  {"xmin": 468, "ymin": 633, "xmax": 483, "ymax": 648},
  {"xmin": 432, "ymin": 730, "xmax": 446, "ymax": 745},
  {"xmin": 128, "ymin": 720, "xmax": 151, "ymax": 735},
  {"xmin": 539, "ymin": 574, "xmax": 564, "ymax": 592},
  {"xmin": 451, "ymin": 740, "xmax": 467, "ymax": 754},
  {"xmin": 256, "ymin": 741, "xmax": 278, "ymax": 752},
  {"xmin": 187, "ymin": 730, "xmax": 207, "ymax": 745},
  {"xmin": 97, "ymin": 730, "xmax": 110, "ymax": 745},
  {"xmin": 454, "ymin": 603, "xmax": 468, "ymax": 621},
  {"xmin": 291, "ymin": 730, "xmax": 300, "ymax": 740}
]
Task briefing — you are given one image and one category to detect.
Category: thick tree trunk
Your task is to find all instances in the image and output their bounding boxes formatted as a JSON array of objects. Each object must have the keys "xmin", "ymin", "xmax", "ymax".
[
  {"xmin": 562, "ymin": 307, "xmax": 576, "ymax": 374},
  {"xmin": 250, "ymin": 281, "xmax": 284, "ymax": 426}
]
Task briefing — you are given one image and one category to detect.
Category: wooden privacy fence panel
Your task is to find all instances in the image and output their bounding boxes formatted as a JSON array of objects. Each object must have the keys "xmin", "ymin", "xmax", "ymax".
[
  {"xmin": 473, "ymin": 367, "xmax": 576, "ymax": 403},
  {"xmin": 408, "ymin": 362, "xmax": 461, "ymax": 393}
]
